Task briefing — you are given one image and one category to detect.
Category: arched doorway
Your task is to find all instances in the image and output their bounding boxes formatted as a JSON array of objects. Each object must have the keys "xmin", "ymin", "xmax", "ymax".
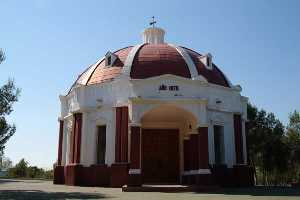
[{"xmin": 140, "ymin": 104, "xmax": 197, "ymax": 183}]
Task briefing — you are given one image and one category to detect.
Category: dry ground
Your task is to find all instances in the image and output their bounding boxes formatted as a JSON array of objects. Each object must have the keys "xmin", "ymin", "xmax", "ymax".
[{"xmin": 0, "ymin": 178, "xmax": 300, "ymax": 200}]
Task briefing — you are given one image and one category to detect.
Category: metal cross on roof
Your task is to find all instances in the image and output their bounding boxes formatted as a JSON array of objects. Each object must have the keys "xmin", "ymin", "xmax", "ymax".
[{"xmin": 149, "ymin": 16, "xmax": 156, "ymax": 28}]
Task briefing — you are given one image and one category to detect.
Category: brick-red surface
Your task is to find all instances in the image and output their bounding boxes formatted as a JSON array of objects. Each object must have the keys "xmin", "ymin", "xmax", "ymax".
[
  {"xmin": 53, "ymin": 165, "xmax": 64, "ymax": 184},
  {"xmin": 142, "ymin": 129, "xmax": 179, "ymax": 183},
  {"xmin": 62, "ymin": 164, "xmax": 110, "ymax": 187},
  {"xmin": 57, "ymin": 120, "xmax": 64, "ymax": 165},
  {"xmin": 56, "ymin": 164, "xmax": 253, "ymax": 187},
  {"xmin": 73, "ymin": 44, "xmax": 231, "ymax": 88},
  {"xmin": 198, "ymin": 127, "xmax": 209, "ymax": 168},
  {"xmin": 64, "ymin": 164, "xmax": 83, "ymax": 186},
  {"xmin": 81, "ymin": 164, "xmax": 110, "ymax": 186},
  {"xmin": 195, "ymin": 174, "xmax": 214, "ymax": 185},
  {"xmin": 182, "ymin": 47, "xmax": 230, "ymax": 87},
  {"xmin": 183, "ymin": 139, "xmax": 191, "ymax": 171},
  {"xmin": 115, "ymin": 107, "xmax": 129, "ymax": 163},
  {"xmin": 130, "ymin": 126, "xmax": 141, "ymax": 169},
  {"xmin": 128, "ymin": 174, "xmax": 142, "ymax": 186},
  {"xmin": 234, "ymin": 114, "xmax": 244, "ymax": 164},
  {"xmin": 120, "ymin": 107, "xmax": 128, "ymax": 162},
  {"xmin": 233, "ymin": 165, "xmax": 254, "ymax": 186},
  {"xmin": 74, "ymin": 113, "xmax": 82, "ymax": 164},
  {"xmin": 189, "ymin": 134, "xmax": 199, "ymax": 170},
  {"xmin": 115, "ymin": 107, "xmax": 122, "ymax": 162},
  {"xmin": 110, "ymin": 163, "xmax": 129, "ymax": 187},
  {"xmin": 130, "ymin": 44, "xmax": 191, "ymax": 79},
  {"xmin": 211, "ymin": 165, "xmax": 235, "ymax": 186},
  {"xmin": 87, "ymin": 47, "xmax": 133, "ymax": 85}
]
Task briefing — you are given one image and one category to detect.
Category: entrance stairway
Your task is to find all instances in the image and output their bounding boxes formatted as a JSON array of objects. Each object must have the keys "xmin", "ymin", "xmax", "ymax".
[{"xmin": 122, "ymin": 184, "xmax": 219, "ymax": 192}]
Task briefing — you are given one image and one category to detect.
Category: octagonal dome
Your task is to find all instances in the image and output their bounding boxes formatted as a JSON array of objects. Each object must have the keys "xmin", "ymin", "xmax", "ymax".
[{"xmin": 69, "ymin": 27, "xmax": 231, "ymax": 93}]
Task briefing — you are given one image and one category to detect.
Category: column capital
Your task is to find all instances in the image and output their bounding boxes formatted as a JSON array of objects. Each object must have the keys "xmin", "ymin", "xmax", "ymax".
[
  {"xmin": 129, "ymin": 122, "xmax": 142, "ymax": 127},
  {"xmin": 129, "ymin": 169, "xmax": 141, "ymax": 174},
  {"xmin": 196, "ymin": 123, "xmax": 209, "ymax": 128}
]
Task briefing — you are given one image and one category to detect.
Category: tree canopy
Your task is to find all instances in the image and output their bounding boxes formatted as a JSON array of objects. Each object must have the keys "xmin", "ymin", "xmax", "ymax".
[
  {"xmin": 0, "ymin": 49, "xmax": 20, "ymax": 156},
  {"xmin": 247, "ymin": 103, "xmax": 300, "ymax": 185},
  {"xmin": 0, "ymin": 49, "xmax": 5, "ymax": 64}
]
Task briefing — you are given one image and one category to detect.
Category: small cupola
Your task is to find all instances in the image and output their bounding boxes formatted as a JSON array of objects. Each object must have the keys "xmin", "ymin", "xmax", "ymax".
[
  {"xmin": 142, "ymin": 27, "xmax": 165, "ymax": 44},
  {"xmin": 105, "ymin": 51, "xmax": 117, "ymax": 67},
  {"xmin": 142, "ymin": 17, "xmax": 165, "ymax": 44},
  {"xmin": 200, "ymin": 53, "xmax": 213, "ymax": 70}
]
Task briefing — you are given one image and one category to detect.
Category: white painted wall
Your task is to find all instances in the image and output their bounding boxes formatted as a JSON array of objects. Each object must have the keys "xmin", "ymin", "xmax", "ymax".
[{"xmin": 59, "ymin": 73, "xmax": 248, "ymax": 168}]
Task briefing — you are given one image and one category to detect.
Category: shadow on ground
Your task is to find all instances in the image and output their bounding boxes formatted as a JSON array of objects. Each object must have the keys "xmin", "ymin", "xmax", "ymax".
[
  {"xmin": 0, "ymin": 190, "xmax": 112, "ymax": 200},
  {"xmin": 207, "ymin": 186, "xmax": 300, "ymax": 197},
  {"xmin": 0, "ymin": 179, "xmax": 47, "ymax": 184},
  {"xmin": 0, "ymin": 179, "xmax": 24, "ymax": 184}
]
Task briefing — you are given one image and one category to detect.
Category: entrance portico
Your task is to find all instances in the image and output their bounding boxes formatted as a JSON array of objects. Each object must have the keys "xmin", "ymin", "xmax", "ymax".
[{"xmin": 128, "ymin": 98, "xmax": 212, "ymax": 185}]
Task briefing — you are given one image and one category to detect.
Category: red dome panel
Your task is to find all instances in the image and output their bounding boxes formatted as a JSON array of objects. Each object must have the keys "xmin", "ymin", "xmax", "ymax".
[
  {"xmin": 182, "ymin": 47, "xmax": 229, "ymax": 87},
  {"xmin": 87, "ymin": 47, "xmax": 133, "ymax": 85},
  {"xmin": 130, "ymin": 44, "xmax": 191, "ymax": 79}
]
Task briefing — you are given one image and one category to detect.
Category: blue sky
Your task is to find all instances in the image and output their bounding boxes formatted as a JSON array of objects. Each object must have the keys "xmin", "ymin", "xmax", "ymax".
[{"xmin": 1, "ymin": 0, "xmax": 299, "ymax": 168}]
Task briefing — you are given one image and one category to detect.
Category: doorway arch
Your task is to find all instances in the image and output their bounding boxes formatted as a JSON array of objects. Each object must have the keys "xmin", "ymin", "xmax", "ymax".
[{"xmin": 140, "ymin": 104, "xmax": 198, "ymax": 183}]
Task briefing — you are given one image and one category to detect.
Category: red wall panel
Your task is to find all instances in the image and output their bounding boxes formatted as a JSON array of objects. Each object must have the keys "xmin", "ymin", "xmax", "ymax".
[
  {"xmin": 57, "ymin": 120, "xmax": 64, "ymax": 165},
  {"xmin": 74, "ymin": 113, "xmax": 82, "ymax": 164},
  {"xmin": 130, "ymin": 126, "xmax": 141, "ymax": 169},
  {"xmin": 115, "ymin": 107, "xmax": 122, "ymax": 162},
  {"xmin": 198, "ymin": 127, "xmax": 209, "ymax": 168},
  {"xmin": 121, "ymin": 107, "xmax": 128, "ymax": 162},
  {"xmin": 115, "ymin": 107, "xmax": 129, "ymax": 163},
  {"xmin": 234, "ymin": 114, "xmax": 244, "ymax": 164}
]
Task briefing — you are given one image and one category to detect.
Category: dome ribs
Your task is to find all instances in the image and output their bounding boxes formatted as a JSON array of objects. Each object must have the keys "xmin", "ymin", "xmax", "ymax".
[
  {"xmin": 86, "ymin": 46, "xmax": 133, "ymax": 85},
  {"xmin": 181, "ymin": 47, "xmax": 230, "ymax": 87},
  {"xmin": 70, "ymin": 44, "xmax": 230, "ymax": 91},
  {"xmin": 130, "ymin": 44, "xmax": 191, "ymax": 79}
]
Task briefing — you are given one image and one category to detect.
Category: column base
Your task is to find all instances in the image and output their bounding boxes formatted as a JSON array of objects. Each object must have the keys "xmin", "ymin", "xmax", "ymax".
[
  {"xmin": 53, "ymin": 165, "xmax": 65, "ymax": 184},
  {"xmin": 64, "ymin": 164, "xmax": 83, "ymax": 186},
  {"xmin": 211, "ymin": 164, "xmax": 235, "ymax": 187},
  {"xmin": 182, "ymin": 169, "xmax": 214, "ymax": 185},
  {"xmin": 128, "ymin": 169, "xmax": 142, "ymax": 186},
  {"xmin": 233, "ymin": 165, "xmax": 254, "ymax": 186},
  {"xmin": 110, "ymin": 163, "xmax": 129, "ymax": 187},
  {"xmin": 84, "ymin": 164, "xmax": 110, "ymax": 186}
]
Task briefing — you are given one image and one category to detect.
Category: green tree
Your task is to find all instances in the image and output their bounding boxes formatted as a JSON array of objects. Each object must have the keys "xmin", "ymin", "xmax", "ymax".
[
  {"xmin": 43, "ymin": 169, "xmax": 53, "ymax": 179},
  {"xmin": 0, "ymin": 49, "xmax": 5, "ymax": 64},
  {"xmin": 286, "ymin": 110, "xmax": 300, "ymax": 182},
  {"xmin": 0, "ymin": 156, "xmax": 12, "ymax": 170},
  {"xmin": 0, "ymin": 80, "xmax": 20, "ymax": 156},
  {"xmin": 10, "ymin": 158, "xmax": 28, "ymax": 177},
  {"xmin": 0, "ymin": 49, "xmax": 20, "ymax": 156},
  {"xmin": 27, "ymin": 166, "xmax": 44, "ymax": 178},
  {"xmin": 247, "ymin": 103, "xmax": 289, "ymax": 185}
]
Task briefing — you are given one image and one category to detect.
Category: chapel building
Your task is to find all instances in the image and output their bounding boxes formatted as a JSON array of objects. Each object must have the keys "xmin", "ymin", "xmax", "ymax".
[{"xmin": 53, "ymin": 26, "xmax": 254, "ymax": 187}]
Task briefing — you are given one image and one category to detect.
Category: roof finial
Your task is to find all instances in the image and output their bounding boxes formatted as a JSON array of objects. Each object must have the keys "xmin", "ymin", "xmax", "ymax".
[{"xmin": 149, "ymin": 16, "xmax": 156, "ymax": 28}]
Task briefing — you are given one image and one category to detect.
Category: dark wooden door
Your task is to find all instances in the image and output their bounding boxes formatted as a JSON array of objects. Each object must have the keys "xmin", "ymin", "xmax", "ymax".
[{"xmin": 142, "ymin": 129, "xmax": 179, "ymax": 183}]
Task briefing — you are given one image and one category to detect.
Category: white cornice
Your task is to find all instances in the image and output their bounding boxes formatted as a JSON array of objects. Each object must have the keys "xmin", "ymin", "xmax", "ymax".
[
  {"xmin": 130, "ymin": 74, "xmax": 241, "ymax": 92},
  {"xmin": 129, "ymin": 97, "xmax": 208, "ymax": 104}
]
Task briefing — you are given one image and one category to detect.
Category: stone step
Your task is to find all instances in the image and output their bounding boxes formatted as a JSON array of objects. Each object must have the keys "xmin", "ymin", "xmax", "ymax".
[{"xmin": 122, "ymin": 184, "xmax": 219, "ymax": 192}]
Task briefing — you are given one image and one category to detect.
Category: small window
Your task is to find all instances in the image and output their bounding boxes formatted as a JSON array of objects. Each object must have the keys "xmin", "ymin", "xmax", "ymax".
[
  {"xmin": 214, "ymin": 125, "xmax": 225, "ymax": 165},
  {"xmin": 96, "ymin": 125, "xmax": 106, "ymax": 164},
  {"xmin": 107, "ymin": 56, "xmax": 111, "ymax": 66},
  {"xmin": 200, "ymin": 53, "xmax": 213, "ymax": 70},
  {"xmin": 207, "ymin": 57, "xmax": 211, "ymax": 68},
  {"xmin": 105, "ymin": 51, "xmax": 117, "ymax": 67}
]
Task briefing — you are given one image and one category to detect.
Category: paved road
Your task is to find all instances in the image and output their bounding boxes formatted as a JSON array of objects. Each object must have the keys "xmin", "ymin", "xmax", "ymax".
[{"xmin": 0, "ymin": 179, "xmax": 300, "ymax": 200}]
